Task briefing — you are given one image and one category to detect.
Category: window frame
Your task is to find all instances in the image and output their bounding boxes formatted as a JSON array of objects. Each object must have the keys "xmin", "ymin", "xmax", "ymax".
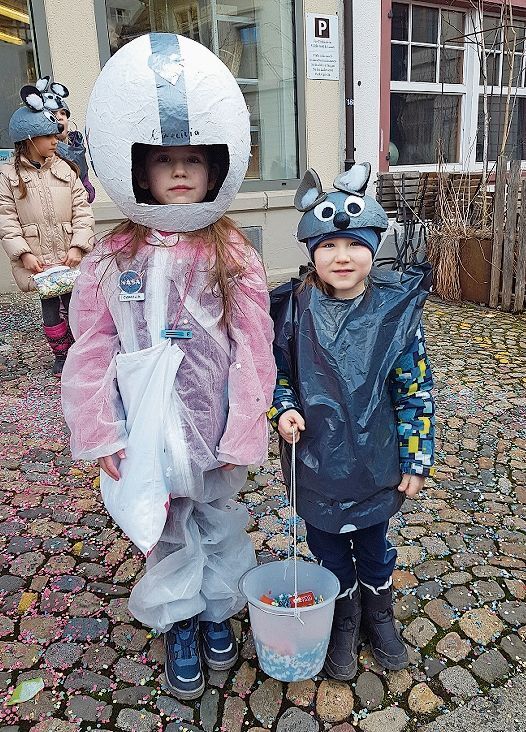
[
  {"xmin": 476, "ymin": 11, "xmax": 526, "ymax": 164},
  {"xmin": 92, "ymin": 0, "xmax": 306, "ymax": 192},
  {"xmin": 29, "ymin": 0, "xmax": 53, "ymax": 75},
  {"xmin": 388, "ymin": 2, "xmax": 526, "ymax": 172}
]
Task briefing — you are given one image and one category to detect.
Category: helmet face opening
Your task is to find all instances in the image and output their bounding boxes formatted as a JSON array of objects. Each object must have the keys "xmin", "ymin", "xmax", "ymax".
[
  {"xmin": 86, "ymin": 33, "xmax": 250, "ymax": 232},
  {"xmin": 131, "ymin": 142, "xmax": 230, "ymax": 205}
]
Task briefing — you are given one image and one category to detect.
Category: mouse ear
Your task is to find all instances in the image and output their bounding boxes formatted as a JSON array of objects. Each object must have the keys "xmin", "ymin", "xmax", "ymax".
[
  {"xmin": 333, "ymin": 163, "xmax": 371, "ymax": 196},
  {"xmin": 35, "ymin": 76, "xmax": 50, "ymax": 93},
  {"xmin": 43, "ymin": 92, "xmax": 61, "ymax": 110},
  {"xmin": 294, "ymin": 168, "xmax": 327, "ymax": 211},
  {"xmin": 20, "ymin": 85, "xmax": 44, "ymax": 111},
  {"xmin": 50, "ymin": 82, "xmax": 69, "ymax": 98}
]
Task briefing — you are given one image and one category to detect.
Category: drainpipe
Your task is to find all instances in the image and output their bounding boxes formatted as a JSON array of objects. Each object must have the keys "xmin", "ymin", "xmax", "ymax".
[{"xmin": 344, "ymin": 0, "xmax": 355, "ymax": 170}]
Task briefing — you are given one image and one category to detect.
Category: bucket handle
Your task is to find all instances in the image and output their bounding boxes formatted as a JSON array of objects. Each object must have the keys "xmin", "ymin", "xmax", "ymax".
[
  {"xmin": 288, "ymin": 430, "xmax": 304, "ymax": 624},
  {"xmin": 240, "ymin": 431, "xmax": 304, "ymax": 624},
  {"xmin": 238, "ymin": 567, "xmax": 252, "ymax": 597}
]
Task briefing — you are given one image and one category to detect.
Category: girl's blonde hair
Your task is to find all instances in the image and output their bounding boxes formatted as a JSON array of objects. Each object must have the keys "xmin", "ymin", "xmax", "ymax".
[
  {"xmin": 100, "ymin": 216, "xmax": 251, "ymax": 329},
  {"xmin": 297, "ymin": 267, "xmax": 335, "ymax": 297},
  {"xmin": 13, "ymin": 140, "xmax": 80, "ymax": 199}
]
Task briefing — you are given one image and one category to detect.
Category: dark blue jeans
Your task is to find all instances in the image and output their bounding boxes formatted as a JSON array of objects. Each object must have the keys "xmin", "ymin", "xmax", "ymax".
[{"xmin": 305, "ymin": 520, "xmax": 397, "ymax": 595}]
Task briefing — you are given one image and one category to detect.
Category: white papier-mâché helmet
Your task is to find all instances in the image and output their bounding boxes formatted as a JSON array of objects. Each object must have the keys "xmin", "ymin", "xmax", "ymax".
[{"xmin": 86, "ymin": 33, "xmax": 250, "ymax": 232}]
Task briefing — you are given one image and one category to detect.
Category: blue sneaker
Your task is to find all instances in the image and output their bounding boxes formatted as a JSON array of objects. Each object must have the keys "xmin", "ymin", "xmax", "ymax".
[
  {"xmin": 164, "ymin": 617, "xmax": 205, "ymax": 700},
  {"xmin": 201, "ymin": 619, "xmax": 238, "ymax": 670}
]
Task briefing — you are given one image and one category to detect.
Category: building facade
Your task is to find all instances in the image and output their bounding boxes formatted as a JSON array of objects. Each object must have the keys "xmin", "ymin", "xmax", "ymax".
[{"xmin": 2, "ymin": 1, "xmax": 525, "ymax": 291}]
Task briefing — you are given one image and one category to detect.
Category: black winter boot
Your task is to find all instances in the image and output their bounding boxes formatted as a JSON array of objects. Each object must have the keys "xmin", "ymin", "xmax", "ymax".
[
  {"xmin": 52, "ymin": 354, "xmax": 67, "ymax": 376},
  {"xmin": 323, "ymin": 587, "xmax": 361, "ymax": 680},
  {"xmin": 360, "ymin": 584, "xmax": 408, "ymax": 670}
]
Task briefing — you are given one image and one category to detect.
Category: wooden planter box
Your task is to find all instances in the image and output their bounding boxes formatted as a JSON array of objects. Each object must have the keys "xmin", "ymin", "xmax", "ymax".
[{"xmin": 459, "ymin": 236, "xmax": 492, "ymax": 306}]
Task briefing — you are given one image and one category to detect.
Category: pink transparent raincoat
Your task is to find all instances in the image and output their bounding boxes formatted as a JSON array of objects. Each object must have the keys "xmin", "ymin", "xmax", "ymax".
[{"xmin": 61, "ymin": 230, "xmax": 276, "ymax": 631}]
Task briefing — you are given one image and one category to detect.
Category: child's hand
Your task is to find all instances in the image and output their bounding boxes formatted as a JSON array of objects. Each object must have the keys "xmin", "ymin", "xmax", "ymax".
[
  {"xmin": 220, "ymin": 463, "xmax": 237, "ymax": 471},
  {"xmin": 397, "ymin": 473, "xmax": 425, "ymax": 498},
  {"xmin": 20, "ymin": 252, "xmax": 44, "ymax": 274},
  {"xmin": 63, "ymin": 246, "xmax": 82, "ymax": 268},
  {"xmin": 278, "ymin": 410, "xmax": 305, "ymax": 444},
  {"xmin": 98, "ymin": 449, "xmax": 126, "ymax": 481}
]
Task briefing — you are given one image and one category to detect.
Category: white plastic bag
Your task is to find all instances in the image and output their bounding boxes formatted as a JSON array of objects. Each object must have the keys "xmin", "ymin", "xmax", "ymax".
[{"xmin": 100, "ymin": 340, "xmax": 184, "ymax": 555}]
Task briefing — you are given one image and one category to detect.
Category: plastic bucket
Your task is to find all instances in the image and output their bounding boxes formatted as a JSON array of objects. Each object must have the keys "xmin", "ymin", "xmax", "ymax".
[{"xmin": 239, "ymin": 559, "xmax": 340, "ymax": 681}]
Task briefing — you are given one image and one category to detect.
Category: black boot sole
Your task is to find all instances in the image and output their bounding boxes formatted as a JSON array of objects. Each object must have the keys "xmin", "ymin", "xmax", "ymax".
[
  {"xmin": 323, "ymin": 656, "xmax": 358, "ymax": 680},
  {"xmin": 202, "ymin": 645, "xmax": 238, "ymax": 671},
  {"xmin": 369, "ymin": 645, "xmax": 409, "ymax": 671}
]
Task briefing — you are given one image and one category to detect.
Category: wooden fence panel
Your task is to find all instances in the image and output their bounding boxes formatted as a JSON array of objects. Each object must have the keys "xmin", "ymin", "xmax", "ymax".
[
  {"xmin": 515, "ymin": 179, "xmax": 526, "ymax": 312},
  {"xmin": 501, "ymin": 159, "xmax": 521, "ymax": 311},
  {"xmin": 490, "ymin": 156, "xmax": 508, "ymax": 308}
]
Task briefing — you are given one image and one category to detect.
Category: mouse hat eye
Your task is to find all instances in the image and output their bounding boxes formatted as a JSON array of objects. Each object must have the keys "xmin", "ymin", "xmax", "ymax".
[
  {"xmin": 314, "ymin": 201, "xmax": 336, "ymax": 221},
  {"xmin": 345, "ymin": 195, "xmax": 365, "ymax": 217}
]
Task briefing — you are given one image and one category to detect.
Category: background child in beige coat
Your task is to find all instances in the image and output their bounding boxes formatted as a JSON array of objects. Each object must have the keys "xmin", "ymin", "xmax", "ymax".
[{"xmin": 0, "ymin": 86, "xmax": 94, "ymax": 376}]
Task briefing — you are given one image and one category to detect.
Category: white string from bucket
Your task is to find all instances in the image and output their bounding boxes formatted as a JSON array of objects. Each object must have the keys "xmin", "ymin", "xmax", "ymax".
[{"xmin": 286, "ymin": 427, "xmax": 304, "ymax": 624}]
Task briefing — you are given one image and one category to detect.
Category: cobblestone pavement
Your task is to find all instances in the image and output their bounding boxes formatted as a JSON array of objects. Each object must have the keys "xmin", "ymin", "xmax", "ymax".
[{"xmin": 0, "ymin": 292, "xmax": 525, "ymax": 732}]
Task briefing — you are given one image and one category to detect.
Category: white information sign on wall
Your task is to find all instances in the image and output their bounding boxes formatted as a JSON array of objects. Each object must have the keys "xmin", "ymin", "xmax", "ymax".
[{"xmin": 305, "ymin": 13, "xmax": 340, "ymax": 81}]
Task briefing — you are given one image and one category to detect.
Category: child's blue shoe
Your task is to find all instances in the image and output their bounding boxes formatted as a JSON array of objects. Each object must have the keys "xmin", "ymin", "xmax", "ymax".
[
  {"xmin": 164, "ymin": 617, "xmax": 205, "ymax": 700},
  {"xmin": 200, "ymin": 619, "xmax": 238, "ymax": 670}
]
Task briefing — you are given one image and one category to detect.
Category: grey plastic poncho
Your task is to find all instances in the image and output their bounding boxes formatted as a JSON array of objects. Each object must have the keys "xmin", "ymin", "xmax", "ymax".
[{"xmin": 271, "ymin": 264, "xmax": 433, "ymax": 534}]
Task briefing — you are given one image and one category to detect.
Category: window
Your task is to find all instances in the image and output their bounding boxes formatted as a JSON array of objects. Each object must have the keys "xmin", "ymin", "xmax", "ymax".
[
  {"xmin": 0, "ymin": 1, "xmax": 40, "ymax": 151},
  {"xmin": 390, "ymin": 2, "xmax": 465, "ymax": 166},
  {"xmin": 391, "ymin": 92, "xmax": 460, "ymax": 166},
  {"xmin": 102, "ymin": 0, "xmax": 299, "ymax": 183},
  {"xmin": 477, "ymin": 96, "xmax": 526, "ymax": 161},
  {"xmin": 481, "ymin": 14, "xmax": 526, "ymax": 88},
  {"xmin": 110, "ymin": 7, "xmax": 127, "ymax": 24},
  {"xmin": 391, "ymin": 4, "xmax": 464, "ymax": 84},
  {"xmin": 477, "ymin": 14, "xmax": 526, "ymax": 162}
]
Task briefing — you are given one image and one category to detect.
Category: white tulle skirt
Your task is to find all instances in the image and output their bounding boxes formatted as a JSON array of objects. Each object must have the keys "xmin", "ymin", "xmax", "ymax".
[{"xmin": 128, "ymin": 485, "xmax": 256, "ymax": 632}]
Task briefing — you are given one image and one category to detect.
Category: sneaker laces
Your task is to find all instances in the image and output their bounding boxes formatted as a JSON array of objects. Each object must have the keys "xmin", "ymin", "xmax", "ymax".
[
  {"xmin": 169, "ymin": 621, "xmax": 198, "ymax": 663},
  {"xmin": 204, "ymin": 621, "xmax": 230, "ymax": 638}
]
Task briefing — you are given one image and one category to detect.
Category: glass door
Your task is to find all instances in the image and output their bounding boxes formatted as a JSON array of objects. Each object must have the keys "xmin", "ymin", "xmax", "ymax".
[{"xmin": 0, "ymin": 1, "xmax": 38, "ymax": 153}]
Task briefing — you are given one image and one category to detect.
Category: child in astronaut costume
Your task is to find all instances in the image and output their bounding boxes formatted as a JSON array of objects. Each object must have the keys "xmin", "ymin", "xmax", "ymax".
[{"xmin": 61, "ymin": 34, "xmax": 276, "ymax": 700}]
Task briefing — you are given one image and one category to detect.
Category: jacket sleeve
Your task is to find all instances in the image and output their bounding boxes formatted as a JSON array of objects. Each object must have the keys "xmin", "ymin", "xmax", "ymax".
[
  {"xmin": 268, "ymin": 366, "xmax": 302, "ymax": 430},
  {"xmin": 215, "ymin": 247, "xmax": 276, "ymax": 467},
  {"xmin": 81, "ymin": 175, "xmax": 96, "ymax": 204},
  {"xmin": 61, "ymin": 250, "xmax": 127, "ymax": 461},
  {"xmin": 0, "ymin": 172, "xmax": 32, "ymax": 261},
  {"xmin": 69, "ymin": 172, "xmax": 95, "ymax": 253},
  {"xmin": 389, "ymin": 322, "xmax": 435, "ymax": 477},
  {"xmin": 267, "ymin": 283, "xmax": 302, "ymax": 430}
]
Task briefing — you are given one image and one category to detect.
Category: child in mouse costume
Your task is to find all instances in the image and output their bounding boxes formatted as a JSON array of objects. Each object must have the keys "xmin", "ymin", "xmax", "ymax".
[{"xmin": 268, "ymin": 163, "xmax": 435, "ymax": 679}]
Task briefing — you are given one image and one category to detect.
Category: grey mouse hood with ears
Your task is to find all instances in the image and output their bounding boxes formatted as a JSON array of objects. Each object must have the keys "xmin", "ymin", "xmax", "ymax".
[
  {"xmin": 295, "ymin": 164, "xmax": 389, "ymax": 245},
  {"xmin": 8, "ymin": 84, "xmax": 64, "ymax": 144}
]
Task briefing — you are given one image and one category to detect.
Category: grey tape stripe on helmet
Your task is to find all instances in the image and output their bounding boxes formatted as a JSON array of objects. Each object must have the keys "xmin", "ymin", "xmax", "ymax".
[{"xmin": 149, "ymin": 33, "xmax": 190, "ymax": 146}]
